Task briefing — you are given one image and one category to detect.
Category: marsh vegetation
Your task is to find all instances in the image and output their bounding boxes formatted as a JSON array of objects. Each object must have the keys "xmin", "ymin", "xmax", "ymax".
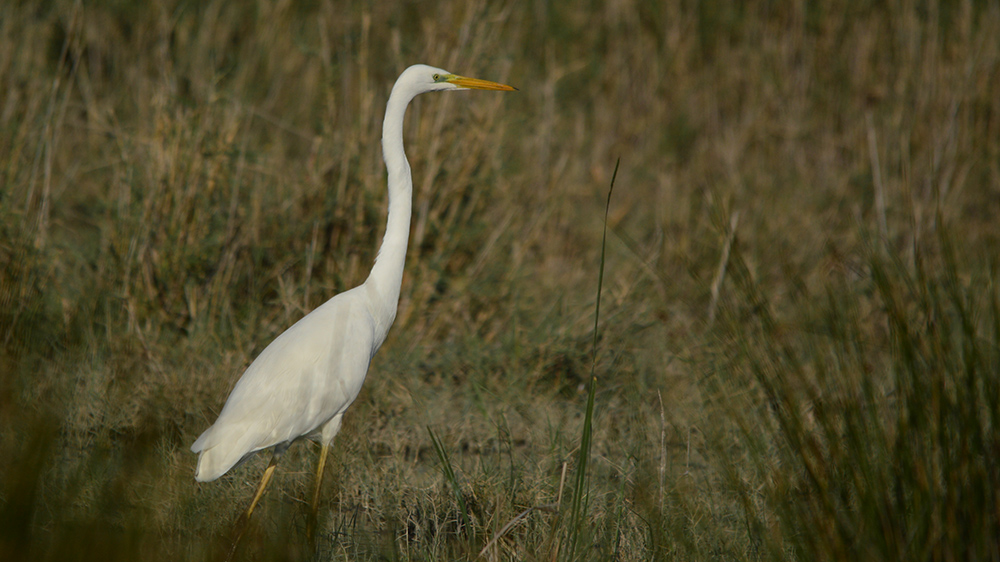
[{"xmin": 2, "ymin": 1, "xmax": 999, "ymax": 560}]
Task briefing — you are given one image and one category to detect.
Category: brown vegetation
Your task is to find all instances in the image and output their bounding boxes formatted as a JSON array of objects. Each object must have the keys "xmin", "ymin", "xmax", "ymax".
[{"xmin": 2, "ymin": 0, "xmax": 998, "ymax": 560}]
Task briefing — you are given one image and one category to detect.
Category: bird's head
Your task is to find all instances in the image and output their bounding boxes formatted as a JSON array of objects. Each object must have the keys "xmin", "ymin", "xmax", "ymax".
[{"xmin": 398, "ymin": 64, "xmax": 517, "ymax": 97}]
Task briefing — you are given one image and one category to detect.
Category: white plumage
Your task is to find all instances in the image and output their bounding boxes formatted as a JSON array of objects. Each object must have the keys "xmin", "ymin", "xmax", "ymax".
[
  {"xmin": 191, "ymin": 286, "xmax": 375, "ymax": 481},
  {"xmin": 190, "ymin": 64, "xmax": 514, "ymax": 533}
]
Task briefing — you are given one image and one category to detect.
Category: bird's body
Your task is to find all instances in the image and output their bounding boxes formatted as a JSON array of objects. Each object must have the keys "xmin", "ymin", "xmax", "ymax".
[
  {"xmin": 190, "ymin": 65, "xmax": 514, "ymax": 535},
  {"xmin": 191, "ymin": 285, "xmax": 378, "ymax": 481}
]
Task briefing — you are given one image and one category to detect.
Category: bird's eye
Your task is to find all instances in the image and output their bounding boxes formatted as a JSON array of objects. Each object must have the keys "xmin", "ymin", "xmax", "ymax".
[{"xmin": 432, "ymin": 73, "xmax": 441, "ymax": 82}]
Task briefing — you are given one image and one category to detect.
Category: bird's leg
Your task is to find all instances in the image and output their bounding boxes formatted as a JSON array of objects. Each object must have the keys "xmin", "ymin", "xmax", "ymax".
[
  {"xmin": 306, "ymin": 440, "xmax": 331, "ymax": 541},
  {"xmin": 308, "ymin": 416, "xmax": 343, "ymax": 542},
  {"xmin": 244, "ymin": 453, "xmax": 280, "ymax": 519},
  {"xmin": 227, "ymin": 451, "xmax": 282, "ymax": 561}
]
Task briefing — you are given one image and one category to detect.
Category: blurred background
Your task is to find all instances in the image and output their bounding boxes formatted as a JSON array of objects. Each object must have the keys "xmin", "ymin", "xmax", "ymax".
[{"xmin": 2, "ymin": 0, "xmax": 998, "ymax": 560}]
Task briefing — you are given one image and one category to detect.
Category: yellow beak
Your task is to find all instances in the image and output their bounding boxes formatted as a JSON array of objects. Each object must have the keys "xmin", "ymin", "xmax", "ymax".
[{"xmin": 446, "ymin": 75, "xmax": 518, "ymax": 91}]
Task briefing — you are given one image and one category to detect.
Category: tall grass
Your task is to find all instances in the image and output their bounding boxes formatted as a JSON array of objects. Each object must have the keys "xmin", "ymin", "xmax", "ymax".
[
  {"xmin": 566, "ymin": 158, "xmax": 617, "ymax": 561},
  {"xmin": 701, "ymin": 222, "xmax": 1000, "ymax": 561},
  {"xmin": 2, "ymin": 0, "xmax": 999, "ymax": 560}
]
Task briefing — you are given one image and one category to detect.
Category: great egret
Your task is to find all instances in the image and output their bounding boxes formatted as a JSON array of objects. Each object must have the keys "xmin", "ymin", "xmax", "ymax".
[{"xmin": 191, "ymin": 64, "xmax": 515, "ymax": 534}]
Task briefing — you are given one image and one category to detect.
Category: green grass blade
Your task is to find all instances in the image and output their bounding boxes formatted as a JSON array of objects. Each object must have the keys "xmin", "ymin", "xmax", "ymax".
[
  {"xmin": 427, "ymin": 426, "xmax": 475, "ymax": 545},
  {"xmin": 567, "ymin": 157, "xmax": 619, "ymax": 560}
]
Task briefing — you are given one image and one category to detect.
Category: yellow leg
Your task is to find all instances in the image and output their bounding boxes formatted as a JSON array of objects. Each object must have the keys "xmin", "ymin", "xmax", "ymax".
[
  {"xmin": 245, "ymin": 453, "xmax": 280, "ymax": 519},
  {"xmin": 307, "ymin": 441, "xmax": 331, "ymax": 540},
  {"xmin": 227, "ymin": 452, "xmax": 281, "ymax": 561}
]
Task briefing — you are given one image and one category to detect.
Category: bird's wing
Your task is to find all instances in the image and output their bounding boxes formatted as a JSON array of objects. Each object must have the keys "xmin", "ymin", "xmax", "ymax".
[{"xmin": 191, "ymin": 288, "xmax": 376, "ymax": 481}]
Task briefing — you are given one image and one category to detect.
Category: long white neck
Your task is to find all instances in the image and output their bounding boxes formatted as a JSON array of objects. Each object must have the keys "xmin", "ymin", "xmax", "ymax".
[{"xmin": 365, "ymin": 82, "xmax": 416, "ymax": 337}]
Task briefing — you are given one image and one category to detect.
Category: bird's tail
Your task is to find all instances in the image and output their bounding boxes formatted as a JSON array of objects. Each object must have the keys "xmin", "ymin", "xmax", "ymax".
[{"xmin": 191, "ymin": 426, "xmax": 253, "ymax": 482}]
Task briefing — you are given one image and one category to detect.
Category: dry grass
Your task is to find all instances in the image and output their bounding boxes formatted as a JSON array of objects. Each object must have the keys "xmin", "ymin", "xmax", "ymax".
[{"xmin": 2, "ymin": 0, "xmax": 999, "ymax": 560}]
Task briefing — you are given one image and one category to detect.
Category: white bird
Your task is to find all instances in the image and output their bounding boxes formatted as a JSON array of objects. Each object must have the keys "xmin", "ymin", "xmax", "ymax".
[{"xmin": 191, "ymin": 64, "xmax": 515, "ymax": 533}]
